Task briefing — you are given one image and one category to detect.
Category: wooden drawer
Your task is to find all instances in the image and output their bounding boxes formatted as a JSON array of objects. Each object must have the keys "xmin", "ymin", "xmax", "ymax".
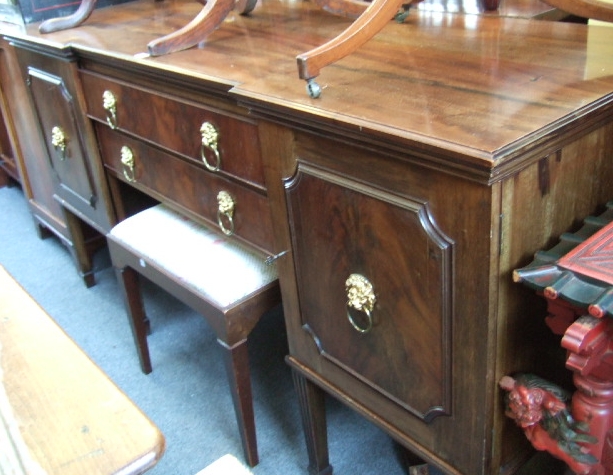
[
  {"xmin": 80, "ymin": 70, "xmax": 266, "ymax": 190},
  {"xmin": 96, "ymin": 124, "xmax": 274, "ymax": 254}
]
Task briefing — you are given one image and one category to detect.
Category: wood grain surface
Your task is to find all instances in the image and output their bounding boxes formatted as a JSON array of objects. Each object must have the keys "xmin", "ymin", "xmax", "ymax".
[
  {"xmin": 0, "ymin": 265, "xmax": 165, "ymax": 474},
  {"xmin": 12, "ymin": 0, "xmax": 613, "ymax": 176}
]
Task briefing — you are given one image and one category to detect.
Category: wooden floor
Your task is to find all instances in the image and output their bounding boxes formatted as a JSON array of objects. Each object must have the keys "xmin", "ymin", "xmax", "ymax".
[{"xmin": 0, "ymin": 264, "xmax": 165, "ymax": 475}]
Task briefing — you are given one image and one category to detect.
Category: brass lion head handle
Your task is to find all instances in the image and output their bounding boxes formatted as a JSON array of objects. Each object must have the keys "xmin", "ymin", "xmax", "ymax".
[
  {"xmin": 217, "ymin": 190, "xmax": 235, "ymax": 236},
  {"xmin": 120, "ymin": 146, "xmax": 136, "ymax": 183},
  {"xmin": 345, "ymin": 273, "xmax": 376, "ymax": 333},
  {"xmin": 51, "ymin": 126, "xmax": 67, "ymax": 160},
  {"xmin": 102, "ymin": 90, "xmax": 118, "ymax": 129},
  {"xmin": 200, "ymin": 122, "xmax": 221, "ymax": 172}
]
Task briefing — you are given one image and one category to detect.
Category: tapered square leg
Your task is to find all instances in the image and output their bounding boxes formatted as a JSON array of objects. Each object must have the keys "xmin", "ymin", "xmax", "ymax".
[
  {"xmin": 292, "ymin": 370, "xmax": 333, "ymax": 475},
  {"xmin": 64, "ymin": 209, "xmax": 96, "ymax": 288},
  {"xmin": 219, "ymin": 338, "xmax": 258, "ymax": 467},
  {"xmin": 115, "ymin": 265, "xmax": 152, "ymax": 374}
]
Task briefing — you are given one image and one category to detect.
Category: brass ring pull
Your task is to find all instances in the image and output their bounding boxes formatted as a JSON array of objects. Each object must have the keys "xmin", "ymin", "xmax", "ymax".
[
  {"xmin": 345, "ymin": 273, "xmax": 376, "ymax": 333},
  {"xmin": 200, "ymin": 122, "xmax": 221, "ymax": 172},
  {"xmin": 120, "ymin": 146, "xmax": 136, "ymax": 183},
  {"xmin": 216, "ymin": 190, "xmax": 235, "ymax": 236},
  {"xmin": 51, "ymin": 126, "xmax": 67, "ymax": 160},
  {"xmin": 103, "ymin": 90, "xmax": 118, "ymax": 129}
]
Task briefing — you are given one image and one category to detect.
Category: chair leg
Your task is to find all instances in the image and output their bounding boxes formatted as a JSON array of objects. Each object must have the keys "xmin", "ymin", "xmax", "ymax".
[
  {"xmin": 147, "ymin": 0, "xmax": 235, "ymax": 56},
  {"xmin": 296, "ymin": 0, "xmax": 405, "ymax": 95},
  {"xmin": 38, "ymin": 0, "xmax": 98, "ymax": 33},
  {"xmin": 115, "ymin": 266, "xmax": 152, "ymax": 374},
  {"xmin": 218, "ymin": 338, "xmax": 258, "ymax": 467}
]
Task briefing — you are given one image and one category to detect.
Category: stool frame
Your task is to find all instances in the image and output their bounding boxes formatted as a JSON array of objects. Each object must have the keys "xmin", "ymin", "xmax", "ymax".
[{"xmin": 107, "ymin": 231, "xmax": 280, "ymax": 467}]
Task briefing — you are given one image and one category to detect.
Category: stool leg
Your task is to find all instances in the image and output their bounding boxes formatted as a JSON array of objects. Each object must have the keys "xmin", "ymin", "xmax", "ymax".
[
  {"xmin": 115, "ymin": 266, "xmax": 152, "ymax": 374},
  {"xmin": 218, "ymin": 338, "xmax": 258, "ymax": 467}
]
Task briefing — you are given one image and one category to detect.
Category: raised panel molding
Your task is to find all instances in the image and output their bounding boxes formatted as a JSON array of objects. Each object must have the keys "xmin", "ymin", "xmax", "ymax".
[
  {"xmin": 26, "ymin": 66, "xmax": 96, "ymax": 208},
  {"xmin": 286, "ymin": 162, "xmax": 454, "ymax": 422}
]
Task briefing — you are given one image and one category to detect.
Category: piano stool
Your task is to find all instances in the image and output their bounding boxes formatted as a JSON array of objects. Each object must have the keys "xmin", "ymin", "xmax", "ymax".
[{"xmin": 106, "ymin": 203, "xmax": 281, "ymax": 467}]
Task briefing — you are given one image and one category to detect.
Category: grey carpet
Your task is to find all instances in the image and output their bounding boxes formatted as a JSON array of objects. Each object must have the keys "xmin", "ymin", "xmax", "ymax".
[{"xmin": 0, "ymin": 183, "xmax": 434, "ymax": 475}]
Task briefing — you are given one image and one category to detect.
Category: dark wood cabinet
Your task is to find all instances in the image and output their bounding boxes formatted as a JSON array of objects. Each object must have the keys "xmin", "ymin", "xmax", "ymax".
[
  {"xmin": 260, "ymin": 119, "xmax": 613, "ymax": 475},
  {"xmin": 4, "ymin": 0, "xmax": 613, "ymax": 473}
]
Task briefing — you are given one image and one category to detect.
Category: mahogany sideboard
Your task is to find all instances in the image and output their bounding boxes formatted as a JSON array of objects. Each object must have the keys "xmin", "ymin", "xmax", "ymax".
[{"xmin": 3, "ymin": 1, "xmax": 613, "ymax": 473}]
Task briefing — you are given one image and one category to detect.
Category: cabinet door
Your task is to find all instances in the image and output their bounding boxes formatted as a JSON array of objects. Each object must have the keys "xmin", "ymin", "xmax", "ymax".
[
  {"xmin": 26, "ymin": 66, "xmax": 96, "ymax": 210},
  {"xmin": 286, "ymin": 163, "xmax": 454, "ymax": 421},
  {"xmin": 0, "ymin": 37, "xmax": 70, "ymax": 242}
]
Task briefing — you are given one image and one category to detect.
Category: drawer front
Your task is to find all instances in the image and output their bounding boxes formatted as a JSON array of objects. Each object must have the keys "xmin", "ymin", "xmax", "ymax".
[
  {"xmin": 286, "ymin": 163, "xmax": 454, "ymax": 422},
  {"xmin": 96, "ymin": 124, "xmax": 274, "ymax": 254},
  {"xmin": 81, "ymin": 71, "xmax": 266, "ymax": 190}
]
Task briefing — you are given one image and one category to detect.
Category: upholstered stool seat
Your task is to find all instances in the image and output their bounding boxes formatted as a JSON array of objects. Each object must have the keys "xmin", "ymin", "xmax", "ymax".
[{"xmin": 107, "ymin": 204, "xmax": 280, "ymax": 467}]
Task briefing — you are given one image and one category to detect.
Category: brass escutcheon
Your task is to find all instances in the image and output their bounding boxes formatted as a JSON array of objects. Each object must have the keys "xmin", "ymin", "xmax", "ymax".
[
  {"xmin": 51, "ymin": 126, "xmax": 67, "ymax": 160},
  {"xmin": 102, "ymin": 90, "xmax": 118, "ymax": 129},
  {"xmin": 200, "ymin": 122, "xmax": 221, "ymax": 172},
  {"xmin": 120, "ymin": 146, "xmax": 136, "ymax": 182},
  {"xmin": 216, "ymin": 190, "xmax": 235, "ymax": 236},
  {"xmin": 345, "ymin": 273, "xmax": 376, "ymax": 333}
]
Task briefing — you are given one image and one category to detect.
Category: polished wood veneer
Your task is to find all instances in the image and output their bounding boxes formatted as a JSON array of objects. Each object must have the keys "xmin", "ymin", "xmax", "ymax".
[
  {"xmin": 5, "ymin": 1, "xmax": 613, "ymax": 473},
  {"xmin": 81, "ymin": 70, "xmax": 267, "ymax": 190},
  {"xmin": 0, "ymin": 265, "xmax": 165, "ymax": 474},
  {"xmin": 95, "ymin": 124, "xmax": 275, "ymax": 253}
]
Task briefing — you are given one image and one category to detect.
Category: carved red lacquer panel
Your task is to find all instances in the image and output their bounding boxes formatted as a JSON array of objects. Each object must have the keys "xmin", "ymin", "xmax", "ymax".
[{"xmin": 558, "ymin": 221, "xmax": 613, "ymax": 286}]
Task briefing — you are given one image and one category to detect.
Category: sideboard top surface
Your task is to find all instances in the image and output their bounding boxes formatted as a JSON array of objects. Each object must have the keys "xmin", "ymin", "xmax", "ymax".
[{"xmin": 9, "ymin": 0, "xmax": 613, "ymax": 173}]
